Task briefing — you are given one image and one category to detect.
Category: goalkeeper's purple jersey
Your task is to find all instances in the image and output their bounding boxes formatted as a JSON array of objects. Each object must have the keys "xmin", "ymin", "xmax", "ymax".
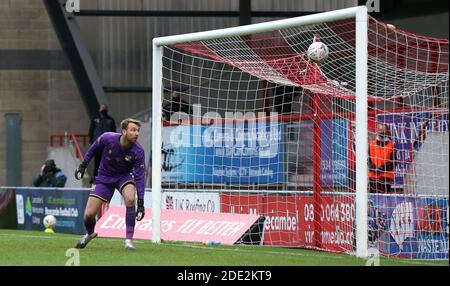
[{"xmin": 83, "ymin": 132, "xmax": 146, "ymax": 199}]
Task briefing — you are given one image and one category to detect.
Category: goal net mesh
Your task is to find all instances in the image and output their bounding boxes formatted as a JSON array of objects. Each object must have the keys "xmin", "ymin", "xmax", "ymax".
[{"xmin": 157, "ymin": 15, "xmax": 448, "ymax": 259}]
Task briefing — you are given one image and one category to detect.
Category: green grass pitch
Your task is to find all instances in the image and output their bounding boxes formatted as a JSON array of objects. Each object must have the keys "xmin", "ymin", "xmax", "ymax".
[{"xmin": 0, "ymin": 229, "xmax": 447, "ymax": 266}]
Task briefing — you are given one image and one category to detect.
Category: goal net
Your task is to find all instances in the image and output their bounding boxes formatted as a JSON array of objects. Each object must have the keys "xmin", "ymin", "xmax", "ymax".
[{"xmin": 152, "ymin": 6, "xmax": 449, "ymax": 259}]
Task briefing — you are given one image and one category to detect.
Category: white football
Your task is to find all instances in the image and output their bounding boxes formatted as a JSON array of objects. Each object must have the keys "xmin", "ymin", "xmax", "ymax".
[
  {"xmin": 307, "ymin": 41, "xmax": 329, "ymax": 64},
  {"xmin": 43, "ymin": 215, "xmax": 57, "ymax": 229}
]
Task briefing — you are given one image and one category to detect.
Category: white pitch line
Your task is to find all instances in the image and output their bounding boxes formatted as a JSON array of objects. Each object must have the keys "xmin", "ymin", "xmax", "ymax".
[
  {"xmin": 380, "ymin": 258, "xmax": 448, "ymax": 266},
  {"xmin": 163, "ymin": 242, "xmax": 347, "ymax": 260},
  {"xmin": 0, "ymin": 232, "xmax": 344, "ymax": 260},
  {"xmin": 0, "ymin": 233, "xmax": 57, "ymax": 239},
  {"xmin": 0, "ymin": 233, "xmax": 145, "ymax": 243},
  {"xmin": 169, "ymin": 243, "xmax": 447, "ymax": 265}
]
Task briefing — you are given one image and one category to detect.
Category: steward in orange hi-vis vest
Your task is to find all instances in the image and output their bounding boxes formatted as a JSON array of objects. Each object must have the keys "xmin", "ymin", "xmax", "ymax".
[
  {"xmin": 368, "ymin": 124, "xmax": 396, "ymax": 193},
  {"xmin": 369, "ymin": 139, "xmax": 394, "ymax": 180}
]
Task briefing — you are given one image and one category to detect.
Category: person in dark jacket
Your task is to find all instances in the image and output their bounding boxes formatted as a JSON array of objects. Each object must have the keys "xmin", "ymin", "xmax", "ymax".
[
  {"xmin": 88, "ymin": 104, "xmax": 116, "ymax": 182},
  {"xmin": 162, "ymin": 91, "xmax": 193, "ymax": 122},
  {"xmin": 33, "ymin": 159, "xmax": 67, "ymax": 187}
]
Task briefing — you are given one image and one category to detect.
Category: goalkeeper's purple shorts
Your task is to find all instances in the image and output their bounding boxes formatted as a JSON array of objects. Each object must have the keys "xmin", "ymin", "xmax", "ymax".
[{"xmin": 90, "ymin": 173, "xmax": 135, "ymax": 202}]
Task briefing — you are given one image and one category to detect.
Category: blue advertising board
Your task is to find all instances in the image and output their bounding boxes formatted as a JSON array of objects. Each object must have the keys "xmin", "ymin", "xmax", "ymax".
[
  {"xmin": 162, "ymin": 121, "xmax": 284, "ymax": 184},
  {"xmin": 369, "ymin": 193, "xmax": 448, "ymax": 259},
  {"xmin": 320, "ymin": 119, "xmax": 349, "ymax": 186},
  {"xmin": 376, "ymin": 111, "xmax": 449, "ymax": 187},
  {"xmin": 15, "ymin": 188, "xmax": 89, "ymax": 234}
]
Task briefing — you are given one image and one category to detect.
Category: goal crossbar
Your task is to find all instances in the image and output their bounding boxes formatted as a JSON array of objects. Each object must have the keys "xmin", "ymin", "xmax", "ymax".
[{"xmin": 153, "ymin": 6, "xmax": 362, "ymax": 47}]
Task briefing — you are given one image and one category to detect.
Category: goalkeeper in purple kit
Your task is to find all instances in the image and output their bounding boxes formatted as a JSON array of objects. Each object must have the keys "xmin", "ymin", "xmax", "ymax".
[{"xmin": 74, "ymin": 118, "xmax": 146, "ymax": 250}]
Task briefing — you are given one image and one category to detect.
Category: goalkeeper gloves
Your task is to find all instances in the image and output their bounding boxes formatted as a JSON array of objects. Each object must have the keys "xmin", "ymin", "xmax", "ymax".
[
  {"xmin": 74, "ymin": 162, "xmax": 88, "ymax": 180},
  {"xmin": 136, "ymin": 199, "xmax": 145, "ymax": 221}
]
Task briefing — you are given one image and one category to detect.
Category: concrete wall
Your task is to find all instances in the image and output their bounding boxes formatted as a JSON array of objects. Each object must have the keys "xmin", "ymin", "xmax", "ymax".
[
  {"xmin": 384, "ymin": 12, "xmax": 449, "ymax": 39},
  {"xmin": 0, "ymin": 0, "xmax": 447, "ymax": 187},
  {"xmin": 0, "ymin": 0, "xmax": 89, "ymax": 187}
]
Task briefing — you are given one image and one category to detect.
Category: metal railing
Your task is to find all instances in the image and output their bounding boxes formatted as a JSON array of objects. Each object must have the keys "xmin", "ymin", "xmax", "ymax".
[{"xmin": 49, "ymin": 133, "xmax": 89, "ymax": 161}]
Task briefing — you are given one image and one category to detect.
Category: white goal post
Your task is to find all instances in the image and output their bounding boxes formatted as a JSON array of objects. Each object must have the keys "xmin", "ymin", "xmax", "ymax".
[
  {"xmin": 151, "ymin": 5, "xmax": 448, "ymax": 260},
  {"xmin": 152, "ymin": 6, "xmax": 369, "ymax": 257}
]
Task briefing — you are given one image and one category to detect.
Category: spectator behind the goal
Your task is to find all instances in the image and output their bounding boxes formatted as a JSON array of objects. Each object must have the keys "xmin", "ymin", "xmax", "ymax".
[
  {"xmin": 162, "ymin": 91, "xmax": 193, "ymax": 122},
  {"xmin": 368, "ymin": 123, "xmax": 396, "ymax": 193},
  {"xmin": 33, "ymin": 159, "xmax": 67, "ymax": 187},
  {"xmin": 88, "ymin": 104, "xmax": 116, "ymax": 182}
]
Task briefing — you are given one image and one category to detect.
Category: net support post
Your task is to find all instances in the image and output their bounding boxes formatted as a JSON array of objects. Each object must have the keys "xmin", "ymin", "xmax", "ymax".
[
  {"xmin": 151, "ymin": 42, "xmax": 163, "ymax": 243},
  {"xmin": 355, "ymin": 6, "xmax": 369, "ymax": 259}
]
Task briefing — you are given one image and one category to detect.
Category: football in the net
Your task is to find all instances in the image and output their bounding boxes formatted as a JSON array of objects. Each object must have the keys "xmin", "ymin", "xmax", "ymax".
[
  {"xmin": 43, "ymin": 215, "xmax": 57, "ymax": 229},
  {"xmin": 307, "ymin": 41, "xmax": 329, "ymax": 63}
]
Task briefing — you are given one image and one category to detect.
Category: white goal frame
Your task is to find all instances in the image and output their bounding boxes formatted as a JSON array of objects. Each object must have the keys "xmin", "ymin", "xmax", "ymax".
[{"xmin": 152, "ymin": 6, "xmax": 369, "ymax": 258}]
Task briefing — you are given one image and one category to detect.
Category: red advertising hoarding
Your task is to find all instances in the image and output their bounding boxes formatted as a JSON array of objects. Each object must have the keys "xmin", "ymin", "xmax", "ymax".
[
  {"xmin": 221, "ymin": 193, "xmax": 355, "ymax": 252},
  {"xmin": 96, "ymin": 206, "xmax": 261, "ymax": 245}
]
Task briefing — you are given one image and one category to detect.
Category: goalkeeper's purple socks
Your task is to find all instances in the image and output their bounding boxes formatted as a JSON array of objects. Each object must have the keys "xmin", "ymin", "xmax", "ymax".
[
  {"xmin": 126, "ymin": 206, "xmax": 136, "ymax": 240},
  {"xmin": 84, "ymin": 217, "xmax": 96, "ymax": 235}
]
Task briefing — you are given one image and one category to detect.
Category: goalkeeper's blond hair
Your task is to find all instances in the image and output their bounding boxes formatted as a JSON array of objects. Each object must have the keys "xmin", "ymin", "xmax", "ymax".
[{"xmin": 120, "ymin": 118, "xmax": 141, "ymax": 130}]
